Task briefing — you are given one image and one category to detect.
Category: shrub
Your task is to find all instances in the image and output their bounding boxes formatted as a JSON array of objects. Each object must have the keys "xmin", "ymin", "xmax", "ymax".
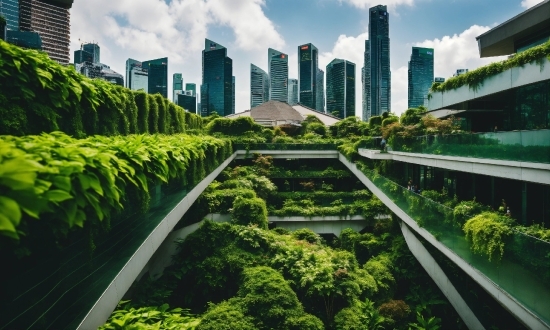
[
  {"xmin": 156, "ymin": 94, "xmax": 169, "ymax": 133},
  {"xmin": 463, "ymin": 211, "xmax": 513, "ymax": 261},
  {"xmin": 292, "ymin": 228, "xmax": 322, "ymax": 244},
  {"xmin": 134, "ymin": 91, "xmax": 149, "ymax": 133},
  {"xmin": 147, "ymin": 94, "xmax": 159, "ymax": 133},
  {"xmin": 197, "ymin": 300, "xmax": 256, "ymax": 330},
  {"xmin": 231, "ymin": 196, "xmax": 268, "ymax": 229},
  {"xmin": 382, "ymin": 116, "xmax": 399, "ymax": 127},
  {"xmin": 369, "ymin": 115, "xmax": 382, "ymax": 128}
]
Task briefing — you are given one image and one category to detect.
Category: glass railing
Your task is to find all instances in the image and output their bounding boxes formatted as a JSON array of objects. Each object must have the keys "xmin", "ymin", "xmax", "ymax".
[
  {"xmin": 234, "ymin": 143, "xmax": 339, "ymax": 151},
  {"xmin": 358, "ymin": 167, "xmax": 550, "ymax": 326},
  {"xmin": 390, "ymin": 129, "xmax": 550, "ymax": 164},
  {"xmin": 0, "ymin": 179, "xmax": 205, "ymax": 329}
]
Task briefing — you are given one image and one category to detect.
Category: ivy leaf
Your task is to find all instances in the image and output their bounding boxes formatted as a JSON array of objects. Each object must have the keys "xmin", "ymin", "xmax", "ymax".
[
  {"xmin": 0, "ymin": 196, "xmax": 22, "ymax": 227},
  {"xmin": 45, "ymin": 189, "xmax": 73, "ymax": 203},
  {"xmin": 0, "ymin": 213, "xmax": 19, "ymax": 239}
]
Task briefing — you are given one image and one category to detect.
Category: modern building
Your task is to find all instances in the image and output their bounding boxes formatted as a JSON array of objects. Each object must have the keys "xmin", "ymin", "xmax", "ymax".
[
  {"xmin": 82, "ymin": 43, "xmax": 99, "ymax": 64},
  {"xmin": 232, "ymin": 76, "xmax": 235, "ymax": 114},
  {"xmin": 185, "ymin": 83, "xmax": 196, "ymax": 96},
  {"xmin": 19, "ymin": 0, "xmax": 73, "ymax": 64},
  {"xmin": 368, "ymin": 5, "xmax": 391, "ymax": 118},
  {"xmin": 408, "ymin": 47, "xmax": 434, "ymax": 108},
  {"xmin": 287, "ymin": 78, "xmax": 298, "ymax": 105},
  {"xmin": 326, "ymin": 59, "xmax": 356, "ymax": 118},
  {"xmin": 201, "ymin": 38, "xmax": 233, "ymax": 117},
  {"xmin": 434, "ymin": 77, "xmax": 445, "ymax": 83},
  {"xmin": 268, "ymin": 48, "xmax": 288, "ymax": 102},
  {"xmin": 142, "ymin": 57, "xmax": 168, "ymax": 98},
  {"xmin": 250, "ymin": 63, "xmax": 269, "ymax": 108},
  {"xmin": 173, "ymin": 73, "xmax": 183, "ymax": 102},
  {"xmin": 453, "ymin": 69, "xmax": 469, "ymax": 76},
  {"xmin": 0, "ymin": 0, "xmax": 19, "ymax": 31},
  {"xmin": 101, "ymin": 66, "xmax": 123, "ymax": 86},
  {"xmin": 0, "ymin": 16, "xmax": 5, "ymax": 41},
  {"xmin": 75, "ymin": 61, "xmax": 123, "ymax": 86},
  {"xmin": 316, "ymin": 68, "xmax": 325, "ymax": 113},
  {"xmin": 178, "ymin": 93, "xmax": 196, "ymax": 113},
  {"xmin": 126, "ymin": 59, "xmax": 148, "ymax": 92},
  {"xmin": 6, "ymin": 29, "xmax": 40, "ymax": 49},
  {"xmin": 362, "ymin": 40, "xmax": 371, "ymax": 121},
  {"xmin": 298, "ymin": 43, "xmax": 319, "ymax": 110}
]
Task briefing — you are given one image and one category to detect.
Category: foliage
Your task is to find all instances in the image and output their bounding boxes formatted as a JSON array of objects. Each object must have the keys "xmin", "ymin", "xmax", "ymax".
[
  {"xmin": 292, "ymin": 228, "xmax": 322, "ymax": 244},
  {"xmin": 382, "ymin": 116, "xmax": 399, "ymax": 128},
  {"xmin": 378, "ymin": 299, "xmax": 411, "ymax": 325},
  {"xmin": 196, "ymin": 300, "xmax": 255, "ymax": 330},
  {"xmin": 514, "ymin": 224, "xmax": 550, "ymax": 242},
  {"xmin": 463, "ymin": 211, "xmax": 514, "ymax": 261},
  {"xmin": 231, "ymin": 196, "xmax": 268, "ymax": 229},
  {"xmin": 408, "ymin": 312, "xmax": 442, "ymax": 330},
  {"xmin": 400, "ymin": 107, "xmax": 426, "ymax": 126},
  {"xmin": 99, "ymin": 301, "xmax": 201, "ymax": 330},
  {"xmin": 452, "ymin": 199, "xmax": 486, "ymax": 227},
  {"xmin": 430, "ymin": 39, "xmax": 550, "ymax": 94},
  {"xmin": 333, "ymin": 299, "xmax": 385, "ymax": 330},
  {"xmin": 206, "ymin": 116, "xmax": 263, "ymax": 136},
  {"xmin": 330, "ymin": 117, "xmax": 369, "ymax": 138}
]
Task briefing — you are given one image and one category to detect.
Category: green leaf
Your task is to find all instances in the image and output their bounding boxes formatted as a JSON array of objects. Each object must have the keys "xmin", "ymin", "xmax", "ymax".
[
  {"xmin": 45, "ymin": 189, "xmax": 73, "ymax": 203},
  {"xmin": 0, "ymin": 213, "xmax": 18, "ymax": 239},
  {"xmin": 0, "ymin": 196, "xmax": 22, "ymax": 227},
  {"xmin": 51, "ymin": 175, "xmax": 72, "ymax": 191}
]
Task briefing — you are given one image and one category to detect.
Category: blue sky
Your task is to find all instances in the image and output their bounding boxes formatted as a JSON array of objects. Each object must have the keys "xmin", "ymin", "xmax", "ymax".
[{"xmin": 69, "ymin": 0, "xmax": 543, "ymax": 118}]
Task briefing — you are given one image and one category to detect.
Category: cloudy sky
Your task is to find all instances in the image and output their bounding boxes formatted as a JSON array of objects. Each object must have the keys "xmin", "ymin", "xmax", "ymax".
[{"xmin": 70, "ymin": 0, "xmax": 544, "ymax": 118}]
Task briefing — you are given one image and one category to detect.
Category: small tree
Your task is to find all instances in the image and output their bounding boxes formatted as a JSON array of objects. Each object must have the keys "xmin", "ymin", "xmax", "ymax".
[{"xmin": 231, "ymin": 196, "xmax": 268, "ymax": 229}]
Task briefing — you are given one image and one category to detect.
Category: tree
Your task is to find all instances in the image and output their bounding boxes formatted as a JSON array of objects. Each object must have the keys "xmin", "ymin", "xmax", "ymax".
[{"xmin": 400, "ymin": 107, "xmax": 426, "ymax": 126}]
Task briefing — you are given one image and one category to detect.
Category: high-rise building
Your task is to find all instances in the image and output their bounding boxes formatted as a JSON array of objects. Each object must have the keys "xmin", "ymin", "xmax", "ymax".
[
  {"xmin": 250, "ymin": 63, "xmax": 269, "ymax": 108},
  {"xmin": 434, "ymin": 77, "xmax": 445, "ymax": 83},
  {"xmin": 82, "ymin": 43, "xmax": 99, "ymax": 64},
  {"xmin": 173, "ymin": 73, "xmax": 183, "ymax": 102},
  {"xmin": 142, "ymin": 57, "xmax": 168, "ymax": 98},
  {"xmin": 408, "ymin": 47, "xmax": 434, "ymax": 108},
  {"xmin": 316, "ymin": 68, "xmax": 325, "ymax": 112},
  {"xmin": 287, "ymin": 78, "xmax": 298, "ymax": 105},
  {"xmin": 368, "ymin": 5, "xmax": 391, "ymax": 118},
  {"xmin": 362, "ymin": 40, "xmax": 371, "ymax": 121},
  {"xmin": 126, "ymin": 58, "xmax": 148, "ymax": 93},
  {"xmin": 268, "ymin": 48, "xmax": 288, "ymax": 102},
  {"xmin": 178, "ymin": 94, "xmax": 196, "ymax": 113},
  {"xmin": 326, "ymin": 59, "xmax": 356, "ymax": 118},
  {"xmin": 0, "ymin": 16, "xmax": 5, "ymax": 41},
  {"xmin": 201, "ymin": 38, "xmax": 233, "ymax": 117},
  {"xmin": 453, "ymin": 69, "xmax": 469, "ymax": 76},
  {"xmin": 298, "ymin": 43, "xmax": 318, "ymax": 110},
  {"xmin": 232, "ymin": 76, "xmax": 235, "ymax": 114},
  {"xmin": 19, "ymin": 0, "xmax": 72, "ymax": 64},
  {"xmin": 0, "ymin": 0, "xmax": 19, "ymax": 31},
  {"xmin": 185, "ymin": 83, "xmax": 196, "ymax": 96}
]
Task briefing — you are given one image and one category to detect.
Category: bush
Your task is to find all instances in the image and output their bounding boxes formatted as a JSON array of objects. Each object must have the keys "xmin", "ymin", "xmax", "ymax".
[
  {"xmin": 147, "ymin": 94, "xmax": 159, "ymax": 133},
  {"xmin": 134, "ymin": 91, "xmax": 149, "ymax": 133},
  {"xmin": 197, "ymin": 300, "xmax": 256, "ymax": 330},
  {"xmin": 231, "ymin": 196, "xmax": 268, "ymax": 229},
  {"xmin": 463, "ymin": 211, "xmax": 513, "ymax": 261},
  {"xmin": 292, "ymin": 228, "xmax": 322, "ymax": 244},
  {"xmin": 206, "ymin": 117, "xmax": 263, "ymax": 136},
  {"xmin": 382, "ymin": 116, "xmax": 399, "ymax": 127}
]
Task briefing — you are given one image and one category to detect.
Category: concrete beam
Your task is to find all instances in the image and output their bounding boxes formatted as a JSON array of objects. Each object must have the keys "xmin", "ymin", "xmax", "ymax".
[{"xmin": 235, "ymin": 149, "xmax": 339, "ymax": 159}]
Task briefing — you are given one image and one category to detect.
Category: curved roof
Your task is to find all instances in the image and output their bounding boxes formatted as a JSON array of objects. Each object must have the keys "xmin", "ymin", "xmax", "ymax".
[{"xmin": 250, "ymin": 100, "xmax": 303, "ymax": 121}]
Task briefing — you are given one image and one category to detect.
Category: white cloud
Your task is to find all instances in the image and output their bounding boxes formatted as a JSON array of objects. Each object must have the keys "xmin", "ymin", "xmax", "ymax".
[
  {"xmin": 521, "ymin": 0, "xmax": 544, "ymax": 8},
  {"xmin": 339, "ymin": 0, "xmax": 414, "ymax": 12},
  {"xmin": 391, "ymin": 66, "xmax": 408, "ymax": 116}
]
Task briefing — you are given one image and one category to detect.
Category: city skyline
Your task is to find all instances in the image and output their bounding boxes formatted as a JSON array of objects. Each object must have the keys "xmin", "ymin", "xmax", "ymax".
[
  {"xmin": 64, "ymin": 0, "xmax": 541, "ymax": 118},
  {"xmin": 408, "ymin": 47, "xmax": 434, "ymax": 108}
]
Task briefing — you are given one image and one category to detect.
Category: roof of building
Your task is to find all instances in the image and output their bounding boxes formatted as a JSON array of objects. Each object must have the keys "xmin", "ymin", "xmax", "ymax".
[
  {"xmin": 476, "ymin": 0, "xmax": 550, "ymax": 57},
  {"xmin": 40, "ymin": 0, "xmax": 74, "ymax": 9},
  {"xmin": 292, "ymin": 104, "xmax": 342, "ymax": 126}
]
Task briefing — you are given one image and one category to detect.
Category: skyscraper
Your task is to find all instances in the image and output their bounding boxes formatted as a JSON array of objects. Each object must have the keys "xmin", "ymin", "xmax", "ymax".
[
  {"xmin": 232, "ymin": 76, "xmax": 235, "ymax": 114},
  {"xmin": 287, "ymin": 78, "xmax": 298, "ymax": 105},
  {"xmin": 201, "ymin": 38, "xmax": 233, "ymax": 116},
  {"xmin": 143, "ymin": 57, "xmax": 168, "ymax": 98},
  {"xmin": 298, "ymin": 43, "xmax": 318, "ymax": 110},
  {"xmin": 186, "ymin": 83, "xmax": 196, "ymax": 97},
  {"xmin": 0, "ymin": 0, "xmax": 19, "ymax": 31},
  {"xmin": 173, "ymin": 73, "xmax": 183, "ymax": 102},
  {"xmin": 316, "ymin": 68, "xmax": 325, "ymax": 112},
  {"xmin": 82, "ymin": 43, "xmax": 100, "ymax": 64},
  {"xmin": 126, "ymin": 58, "xmax": 148, "ymax": 93},
  {"xmin": 250, "ymin": 63, "xmax": 269, "ymax": 108},
  {"xmin": 19, "ymin": 0, "xmax": 72, "ymax": 64},
  {"xmin": 268, "ymin": 48, "xmax": 288, "ymax": 102},
  {"xmin": 362, "ymin": 40, "xmax": 371, "ymax": 121},
  {"xmin": 368, "ymin": 5, "xmax": 390, "ymax": 118},
  {"xmin": 326, "ymin": 59, "xmax": 356, "ymax": 118},
  {"xmin": 408, "ymin": 47, "xmax": 434, "ymax": 108}
]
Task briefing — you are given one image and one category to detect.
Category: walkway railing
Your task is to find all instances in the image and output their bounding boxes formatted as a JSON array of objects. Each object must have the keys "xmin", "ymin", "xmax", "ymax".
[
  {"xmin": 357, "ymin": 166, "xmax": 550, "ymax": 326},
  {"xmin": 233, "ymin": 143, "xmax": 338, "ymax": 151},
  {"xmin": 390, "ymin": 129, "xmax": 550, "ymax": 164}
]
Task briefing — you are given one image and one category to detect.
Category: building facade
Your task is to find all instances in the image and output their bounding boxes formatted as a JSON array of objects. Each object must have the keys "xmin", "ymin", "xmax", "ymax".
[
  {"xmin": 326, "ymin": 59, "xmax": 356, "ymax": 118},
  {"xmin": 232, "ymin": 76, "xmax": 235, "ymax": 114},
  {"xmin": 287, "ymin": 78, "xmax": 298, "ymax": 105},
  {"xmin": 268, "ymin": 48, "xmax": 288, "ymax": 102},
  {"xmin": 126, "ymin": 58, "xmax": 148, "ymax": 93},
  {"xmin": 316, "ymin": 68, "xmax": 325, "ymax": 112},
  {"xmin": 82, "ymin": 43, "xmax": 99, "ymax": 64},
  {"xmin": 369, "ymin": 5, "xmax": 391, "ymax": 118},
  {"xmin": 298, "ymin": 43, "xmax": 318, "ymax": 110},
  {"xmin": 201, "ymin": 38, "xmax": 233, "ymax": 117},
  {"xmin": 0, "ymin": 0, "xmax": 19, "ymax": 31},
  {"xmin": 362, "ymin": 40, "xmax": 371, "ymax": 121},
  {"xmin": 19, "ymin": 0, "xmax": 71, "ymax": 64},
  {"xmin": 142, "ymin": 57, "xmax": 168, "ymax": 98},
  {"xmin": 408, "ymin": 47, "xmax": 434, "ymax": 108},
  {"xmin": 185, "ymin": 83, "xmax": 196, "ymax": 96},
  {"xmin": 250, "ymin": 63, "xmax": 269, "ymax": 108},
  {"xmin": 173, "ymin": 73, "xmax": 183, "ymax": 102},
  {"xmin": 178, "ymin": 94, "xmax": 196, "ymax": 113}
]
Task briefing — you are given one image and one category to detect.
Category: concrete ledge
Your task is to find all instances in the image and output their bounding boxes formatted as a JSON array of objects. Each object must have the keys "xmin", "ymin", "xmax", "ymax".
[
  {"xmin": 77, "ymin": 152, "xmax": 238, "ymax": 330},
  {"xmin": 358, "ymin": 149, "xmax": 393, "ymax": 160},
  {"xmin": 236, "ymin": 149, "xmax": 339, "ymax": 159}
]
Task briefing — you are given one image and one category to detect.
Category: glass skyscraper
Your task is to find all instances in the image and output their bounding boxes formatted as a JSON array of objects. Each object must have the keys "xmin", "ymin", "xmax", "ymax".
[
  {"xmin": 287, "ymin": 78, "xmax": 298, "ymax": 105},
  {"xmin": 298, "ymin": 43, "xmax": 318, "ymax": 110},
  {"xmin": 326, "ymin": 59, "xmax": 356, "ymax": 118},
  {"xmin": 408, "ymin": 47, "xmax": 434, "ymax": 108},
  {"xmin": 173, "ymin": 73, "xmax": 183, "ymax": 102},
  {"xmin": 250, "ymin": 63, "xmax": 269, "ymax": 108},
  {"xmin": 362, "ymin": 40, "xmax": 371, "ymax": 121},
  {"xmin": 143, "ymin": 57, "xmax": 168, "ymax": 98},
  {"xmin": 368, "ymin": 5, "xmax": 391, "ymax": 118},
  {"xmin": 82, "ymin": 43, "xmax": 100, "ymax": 64},
  {"xmin": 186, "ymin": 83, "xmax": 196, "ymax": 97},
  {"xmin": 268, "ymin": 48, "xmax": 288, "ymax": 102},
  {"xmin": 0, "ymin": 0, "xmax": 19, "ymax": 31},
  {"xmin": 316, "ymin": 68, "xmax": 325, "ymax": 112},
  {"xmin": 126, "ymin": 58, "xmax": 148, "ymax": 93},
  {"xmin": 201, "ymin": 38, "xmax": 233, "ymax": 117},
  {"xmin": 232, "ymin": 76, "xmax": 235, "ymax": 114}
]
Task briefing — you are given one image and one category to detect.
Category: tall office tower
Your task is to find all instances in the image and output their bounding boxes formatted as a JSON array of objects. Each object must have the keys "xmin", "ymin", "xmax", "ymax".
[
  {"xmin": 126, "ymin": 58, "xmax": 148, "ymax": 92},
  {"xmin": 0, "ymin": 0, "xmax": 19, "ymax": 31},
  {"xmin": 408, "ymin": 47, "xmax": 434, "ymax": 108},
  {"xmin": 298, "ymin": 43, "xmax": 319, "ymax": 110},
  {"xmin": 185, "ymin": 83, "xmax": 196, "ymax": 96},
  {"xmin": 369, "ymin": 5, "xmax": 390, "ymax": 118},
  {"xmin": 316, "ymin": 68, "xmax": 325, "ymax": 112},
  {"xmin": 173, "ymin": 73, "xmax": 183, "ymax": 102},
  {"xmin": 268, "ymin": 48, "xmax": 288, "ymax": 102},
  {"xmin": 326, "ymin": 59, "xmax": 356, "ymax": 118},
  {"xmin": 0, "ymin": 17, "xmax": 5, "ymax": 41},
  {"xmin": 362, "ymin": 40, "xmax": 371, "ymax": 121},
  {"xmin": 178, "ymin": 94, "xmax": 196, "ymax": 113},
  {"xmin": 19, "ymin": 0, "xmax": 72, "ymax": 64},
  {"xmin": 82, "ymin": 43, "xmax": 99, "ymax": 64},
  {"xmin": 287, "ymin": 78, "xmax": 298, "ymax": 105},
  {"xmin": 232, "ymin": 76, "xmax": 235, "ymax": 114},
  {"xmin": 201, "ymin": 39, "xmax": 233, "ymax": 116},
  {"xmin": 142, "ymin": 57, "xmax": 168, "ymax": 98},
  {"xmin": 250, "ymin": 63, "xmax": 269, "ymax": 108}
]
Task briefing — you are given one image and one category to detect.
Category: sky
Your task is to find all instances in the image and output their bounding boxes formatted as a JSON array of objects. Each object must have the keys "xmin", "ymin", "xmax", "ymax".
[{"xmin": 69, "ymin": 0, "xmax": 545, "ymax": 119}]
